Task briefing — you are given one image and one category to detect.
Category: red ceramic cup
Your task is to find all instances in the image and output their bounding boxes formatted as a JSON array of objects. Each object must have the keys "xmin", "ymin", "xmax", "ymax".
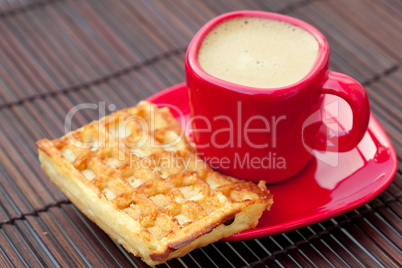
[{"xmin": 185, "ymin": 11, "xmax": 370, "ymax": 183}]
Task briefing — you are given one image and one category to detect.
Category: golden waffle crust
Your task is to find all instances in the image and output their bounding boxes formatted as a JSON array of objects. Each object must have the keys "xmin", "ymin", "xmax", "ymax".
[{"xmin": 37, "ymin": 101, "xmax": 273, "ymax": 266}]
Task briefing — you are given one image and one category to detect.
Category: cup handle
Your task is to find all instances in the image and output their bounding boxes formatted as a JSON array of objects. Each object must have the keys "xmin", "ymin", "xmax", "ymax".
[{"xmin": 313, "ymin": 71, "xmax": 370, "ymax": 152}]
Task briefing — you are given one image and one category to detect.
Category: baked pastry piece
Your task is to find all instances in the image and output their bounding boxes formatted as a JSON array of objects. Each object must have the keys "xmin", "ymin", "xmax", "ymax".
[{"xmin": 37, "ymin": 101, "xmax": 273, "ymax": 266}]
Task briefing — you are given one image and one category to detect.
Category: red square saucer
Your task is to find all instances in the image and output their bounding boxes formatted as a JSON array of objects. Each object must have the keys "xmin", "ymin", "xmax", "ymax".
[{"xmin": 147, "ymin": 83, "xmax": 397, "ymax": 241}]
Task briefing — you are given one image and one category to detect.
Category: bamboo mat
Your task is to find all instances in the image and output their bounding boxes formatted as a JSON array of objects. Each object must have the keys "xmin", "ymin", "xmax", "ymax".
[{"xmin": 0, "ymin": 0, "xmax": 401, "ymax": 267}]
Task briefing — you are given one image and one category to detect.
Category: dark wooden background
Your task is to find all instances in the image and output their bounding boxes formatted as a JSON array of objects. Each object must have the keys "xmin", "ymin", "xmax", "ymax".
[{"xmin": 0, "ymin": 0, "xmax": 401, "ymax": 267}]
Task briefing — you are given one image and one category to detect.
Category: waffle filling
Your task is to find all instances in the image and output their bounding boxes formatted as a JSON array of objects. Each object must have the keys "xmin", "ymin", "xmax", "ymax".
[{"xmin": 37, "ymin": 101, "xmax": 273, "ymax": 266}]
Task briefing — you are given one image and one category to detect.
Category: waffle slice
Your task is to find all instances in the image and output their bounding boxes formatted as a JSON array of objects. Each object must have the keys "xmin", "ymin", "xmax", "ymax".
[{"xmin": 37, "ymin": 101, "xmax": 273, "ymax": 266}]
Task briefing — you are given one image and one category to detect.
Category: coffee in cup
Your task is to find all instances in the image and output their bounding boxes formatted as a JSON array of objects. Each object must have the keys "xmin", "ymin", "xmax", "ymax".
[
  {"xmin": 198, "ymin": 17, "xmax": 319, "ymax": 88},
  {"xmin": 185, "ymin": 11, "xmax": 370, "ymax": 183}
]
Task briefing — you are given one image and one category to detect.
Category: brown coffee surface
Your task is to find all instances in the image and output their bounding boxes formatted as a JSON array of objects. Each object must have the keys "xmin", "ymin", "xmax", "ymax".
[{"xmin": 198, "ymin": 17, "xmax": 319, "ymax": 88}]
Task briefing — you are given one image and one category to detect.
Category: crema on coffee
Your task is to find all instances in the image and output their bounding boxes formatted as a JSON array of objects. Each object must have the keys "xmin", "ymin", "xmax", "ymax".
[{"xmin": 198, "ymin": 17, "xmax": 319, "ymax": 88}]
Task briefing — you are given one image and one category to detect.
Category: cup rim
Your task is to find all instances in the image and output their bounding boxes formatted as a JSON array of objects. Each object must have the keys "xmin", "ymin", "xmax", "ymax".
[{"xmin": 186, "ymin": 10, "xmax": 330, "ymax": 95}]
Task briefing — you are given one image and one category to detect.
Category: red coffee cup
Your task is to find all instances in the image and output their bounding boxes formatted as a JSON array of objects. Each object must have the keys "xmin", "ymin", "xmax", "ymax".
[{"xmin": 185, "ymin": 11, "xmax": 370, "ymax": 183}]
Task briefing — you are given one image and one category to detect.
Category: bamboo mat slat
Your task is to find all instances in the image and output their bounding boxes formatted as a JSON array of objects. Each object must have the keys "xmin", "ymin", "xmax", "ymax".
[
  {"xmin": 0, "ymin": 0, "xmax": 44, "ymax": 14},
  {"xmin": 0, "ymin": 0, "xmax": 401, "ymax": 267}
]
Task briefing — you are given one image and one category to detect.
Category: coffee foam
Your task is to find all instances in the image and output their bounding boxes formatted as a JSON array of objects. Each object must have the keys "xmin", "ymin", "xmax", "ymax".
[{"xmin": 198, "ymin": 17, "xmax": 319, "ymax": 88}]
